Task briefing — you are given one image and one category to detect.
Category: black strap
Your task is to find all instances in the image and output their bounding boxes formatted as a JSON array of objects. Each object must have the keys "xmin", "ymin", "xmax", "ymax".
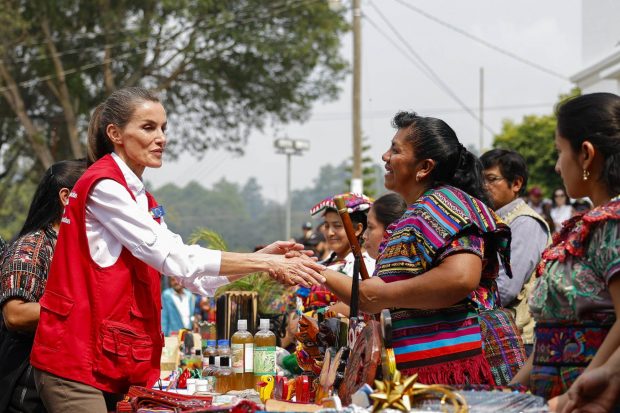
[{"xmin": 350, "ymin": 255, "xmax": 360, "ymax": 319}]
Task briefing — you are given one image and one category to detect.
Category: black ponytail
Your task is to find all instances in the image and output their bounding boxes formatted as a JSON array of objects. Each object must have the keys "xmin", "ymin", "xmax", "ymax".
[{"xmin": 452, "ymin": 148, "xmax": 490, "ymax": 205}]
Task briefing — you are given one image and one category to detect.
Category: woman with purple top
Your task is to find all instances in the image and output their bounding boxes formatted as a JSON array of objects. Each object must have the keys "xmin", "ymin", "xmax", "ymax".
[{"xmin": 320, "ymin": 112, "xmax": 511, "ymax": 385}]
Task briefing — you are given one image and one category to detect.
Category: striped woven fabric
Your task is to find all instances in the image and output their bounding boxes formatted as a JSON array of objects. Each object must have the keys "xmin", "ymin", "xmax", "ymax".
[
  {"xmin": 0, "ymin": 226, "xmax": 57, "ymax": 306},
  {"xmin": 391, "ymin": 306, "xmax": 483, "ymax": 367},
  {"xmin": 375, "ymin": 185, "xmax": 511, "ymax": 384}
]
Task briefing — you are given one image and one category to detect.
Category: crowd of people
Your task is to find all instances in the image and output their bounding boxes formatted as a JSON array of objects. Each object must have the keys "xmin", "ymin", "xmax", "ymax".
[{"xmin": 0, "ymin": 88, "xmax": 619, "ymax": 413}]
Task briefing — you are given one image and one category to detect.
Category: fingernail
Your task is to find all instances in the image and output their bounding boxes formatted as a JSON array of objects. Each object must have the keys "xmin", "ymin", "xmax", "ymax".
[{"xmin": 321, "ymin": 277, "xmax": 326, "ymax": 283}]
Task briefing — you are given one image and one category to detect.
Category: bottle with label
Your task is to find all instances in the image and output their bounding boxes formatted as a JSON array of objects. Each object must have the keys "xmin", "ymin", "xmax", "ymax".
[
  {"xmin": 253, "ymin": 318, "xmax": 276, "ymax": 384},
  {"xmin": 200, "ymin": 355, "xmax": 217, "ymax": 392},
  {"xmin": 215, "ymin": 356, "xmax": 233, "ymax": 394},
  {"xmin": 231, "ymin": 319, "xmax": 254, "ymax": 390}
]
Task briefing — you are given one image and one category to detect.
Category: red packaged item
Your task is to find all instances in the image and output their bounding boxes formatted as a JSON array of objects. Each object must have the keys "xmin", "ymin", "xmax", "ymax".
[
  {"xmin": 178, "ymin": 368, "xmax": 191, "ymax": 389},
  {"xmin": 294, "ymin": 375, "xmax": 311, "ymax": 403}
]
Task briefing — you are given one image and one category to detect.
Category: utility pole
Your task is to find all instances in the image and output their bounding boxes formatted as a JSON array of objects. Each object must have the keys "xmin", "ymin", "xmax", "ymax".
[
  {"xmin": 351, "ymin": 0, "xmax": 363, "ymax": 194},
  {"xmin": 479, "ymin": 67, "xmax": 484, "ymax": 154}
]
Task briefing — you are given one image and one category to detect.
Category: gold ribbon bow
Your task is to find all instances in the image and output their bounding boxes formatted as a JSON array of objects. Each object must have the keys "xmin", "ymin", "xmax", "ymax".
[{"xmin": 369, "ymin": 370, "xmax": 468, "ymax": 412}]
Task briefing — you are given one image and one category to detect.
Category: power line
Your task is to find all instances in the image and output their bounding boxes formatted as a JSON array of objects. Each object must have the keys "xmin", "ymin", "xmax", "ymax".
[
  {"xmin": 308, "ymin": 102, "xmax": 556, "ymax": 121},
  {"xmin": 366, "ymin": 4, "xmax": 497, "ymax": 135},
  {"xmin": 392, "ymin": 0, "xmax": 569, "ymax": 81}
]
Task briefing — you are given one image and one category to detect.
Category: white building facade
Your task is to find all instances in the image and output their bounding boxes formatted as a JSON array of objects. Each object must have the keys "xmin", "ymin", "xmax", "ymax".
[{"xmin": 571, "ymin": 0, "xmax": 620, "ymax": 93}]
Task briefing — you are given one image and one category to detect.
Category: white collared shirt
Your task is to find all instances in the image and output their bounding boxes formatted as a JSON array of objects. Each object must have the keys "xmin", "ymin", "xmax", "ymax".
[{"xmin": 84, "ymin": 153, "xmax": 227, "ymax": 296}]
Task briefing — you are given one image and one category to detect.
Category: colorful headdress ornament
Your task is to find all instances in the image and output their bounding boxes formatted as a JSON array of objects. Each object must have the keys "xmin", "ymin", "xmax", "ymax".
[{"xmin": 310, "ymin": 192, "xmax": 374, "ymax": 216}]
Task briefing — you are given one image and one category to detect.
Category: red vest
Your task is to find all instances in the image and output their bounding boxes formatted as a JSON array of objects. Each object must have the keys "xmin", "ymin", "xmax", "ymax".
[{"xmin": 31, "ymin": 154, "xmax": 164, "ymax": 394}]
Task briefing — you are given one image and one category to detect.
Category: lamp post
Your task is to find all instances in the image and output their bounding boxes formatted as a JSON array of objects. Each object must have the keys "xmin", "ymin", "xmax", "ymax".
[{"xmin": 274, "ymin": 138, "xmax": 310, "ymax": 240}]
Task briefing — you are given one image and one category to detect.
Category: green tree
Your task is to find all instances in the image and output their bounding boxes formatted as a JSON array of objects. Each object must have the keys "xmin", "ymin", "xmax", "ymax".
[
  {"xmin": 492, "ymin": 89, "xmax": 580, "ymax": 196},
  {"xmin": 0, "ymin": 0, "xmax": 349, "ymax": 239}
]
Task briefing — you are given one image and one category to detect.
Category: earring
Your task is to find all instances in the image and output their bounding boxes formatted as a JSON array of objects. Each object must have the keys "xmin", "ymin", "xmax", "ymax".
[
  {"xmin": 583, "ymin": 169, "xmax": 590, "ymax": 181},
  {"xmin": 416, "ymin": 174, "xmax": 422, "ymax": 182}
]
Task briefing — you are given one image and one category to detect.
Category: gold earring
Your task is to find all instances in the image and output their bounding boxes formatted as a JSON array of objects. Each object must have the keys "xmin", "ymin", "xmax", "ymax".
[{"xmin": 583, "ymin": 169, "xmax": 590, "ymax": 181}]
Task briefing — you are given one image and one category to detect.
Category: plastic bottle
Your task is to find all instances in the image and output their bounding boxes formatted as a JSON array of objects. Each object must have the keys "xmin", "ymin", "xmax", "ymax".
[
  {"xmin": 215, "ymin": 356, "xmax": 233, "ymax": 393},
  {"xmin": 231, "ymin": 319, "xmax": 254, "ymax": 390},
  {"xmin": 201, "ymin": 355, "xmax": 217, "ymax": 392},
  {"xmin": 217, "ymin": 339, "xmax": 231, "ymax": 358},
  {"xmin": 202, "ymin": 340, "xmax": 217, "ymax": 367},
  {"xmin": 253, "ymin": 319, "xmax": 276, "ymax": 383}
]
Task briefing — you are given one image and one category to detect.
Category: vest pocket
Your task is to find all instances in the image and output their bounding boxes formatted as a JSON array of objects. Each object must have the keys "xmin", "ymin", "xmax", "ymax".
[
  {"xmin": 37, "ymin": 290, "xmax": 74, "ymax": 350},
  {"xmin": 94, "ymin": 320, "xmax": 153, "ymax": 384}
]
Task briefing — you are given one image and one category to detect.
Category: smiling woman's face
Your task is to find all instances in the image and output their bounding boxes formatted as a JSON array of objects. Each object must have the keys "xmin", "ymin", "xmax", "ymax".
[{"xmin": 322, "ymin": 211, "xmax": 351, "ymax": 258}]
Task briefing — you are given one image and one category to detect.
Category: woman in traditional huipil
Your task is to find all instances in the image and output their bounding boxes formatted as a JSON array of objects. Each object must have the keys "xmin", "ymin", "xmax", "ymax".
[
  {"xmin": 303, "ymin": 193, "xmax": 375, "ymax": 314},
  {"xmin": 511, "ymin": 93, "xmax": 620, "ymax": 409},
  {"xmin": 322, "ymin": 112, "xmax": 511, "ymax": 384}
]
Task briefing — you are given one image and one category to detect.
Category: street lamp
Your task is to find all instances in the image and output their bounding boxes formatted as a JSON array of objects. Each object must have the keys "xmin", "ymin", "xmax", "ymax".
[{"xmin": 274, "ymin": 138, "xmax": 310, "ymax": 240}]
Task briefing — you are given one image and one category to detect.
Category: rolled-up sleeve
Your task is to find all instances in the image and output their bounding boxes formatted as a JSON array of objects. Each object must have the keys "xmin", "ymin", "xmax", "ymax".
[{"xmin": 87, "ymin": 180, "xmax": 223, "ymax": 286}]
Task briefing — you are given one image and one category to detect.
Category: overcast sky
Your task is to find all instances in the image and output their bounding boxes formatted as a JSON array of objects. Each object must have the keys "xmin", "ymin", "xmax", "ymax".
[{"xmin": 144, "ymin": 0, "xmax": 582, "ymax": 202}]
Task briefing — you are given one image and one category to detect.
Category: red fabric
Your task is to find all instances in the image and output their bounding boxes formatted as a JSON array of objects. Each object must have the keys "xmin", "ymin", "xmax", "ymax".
[
  {"xmin": 402, "ymin": 352, "xmax": 495, "ymax": 386},
  {"xmin": 536, "ymin": 199, "xmax": 620, "ymax": 276},
  {"xmin": 31, "ymin": 154, "xmax": 164, "ymax": 394}
]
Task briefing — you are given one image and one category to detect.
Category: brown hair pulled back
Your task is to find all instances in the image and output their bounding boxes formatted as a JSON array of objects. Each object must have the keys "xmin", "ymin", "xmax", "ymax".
[{"xmin": 87, "ymin": 87, "xmax": 160, "ymax": 165}]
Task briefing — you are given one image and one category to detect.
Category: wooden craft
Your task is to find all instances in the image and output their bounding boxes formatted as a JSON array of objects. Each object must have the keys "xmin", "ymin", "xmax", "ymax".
[
  {"xmin": 338, "ymin": 320, "xmax": 382, "ymax": 405},
  {"xmin": 316, "ymin": 347, "xmax": 346, "ymax": 402},
  {"xmin": 295, "ymin": 315, "xmax": 321, "ymax": 359}
]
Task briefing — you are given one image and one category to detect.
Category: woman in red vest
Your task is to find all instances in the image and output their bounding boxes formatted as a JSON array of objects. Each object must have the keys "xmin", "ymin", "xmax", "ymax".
[{"xmin": 30, "ymin": 87, "xmax": 325, "ymax": 413}]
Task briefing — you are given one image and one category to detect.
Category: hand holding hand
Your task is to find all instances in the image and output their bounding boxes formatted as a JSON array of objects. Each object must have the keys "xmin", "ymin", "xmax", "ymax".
[{"xmin": 268, "ymin": 254, "xmax": 325, "ymax": 288}]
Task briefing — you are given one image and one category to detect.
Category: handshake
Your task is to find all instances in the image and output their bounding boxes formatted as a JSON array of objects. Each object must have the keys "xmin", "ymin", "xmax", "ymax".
[{"xmin": 256, "ymin": 241, "xmax": 327, "ymax": 288}]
